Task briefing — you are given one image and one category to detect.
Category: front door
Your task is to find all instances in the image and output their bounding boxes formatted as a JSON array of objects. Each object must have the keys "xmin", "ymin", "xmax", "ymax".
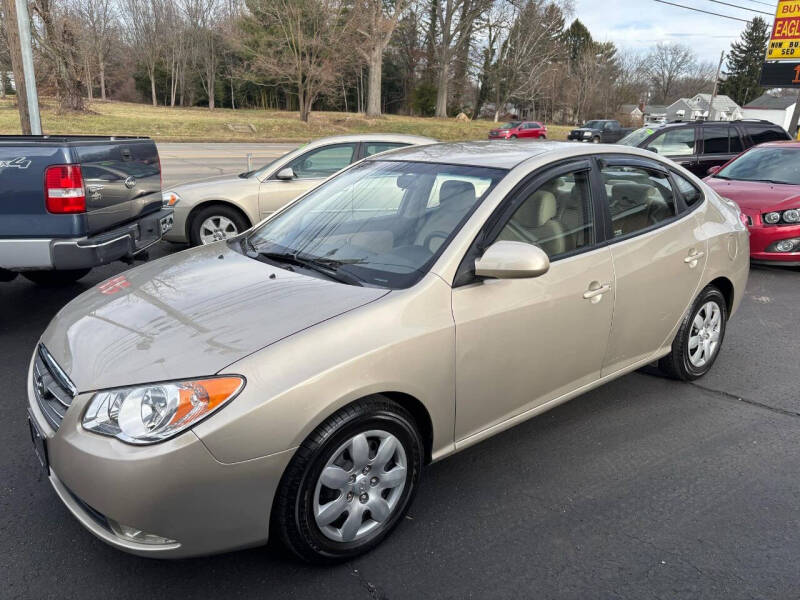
[
  {"xmin": 646, "ymin": 125, "xmax": 700, "ymax": 176},
  {"xmin": 258, "ymin": 143, "xmax": 358, "ymax": 219},
  {"xmin": 452, "ymin": 163, "xmax": 615, "ymax": 442},
  {"xmin": 599, "ymin": 159, "xmax": 707, "ymax": 375}
]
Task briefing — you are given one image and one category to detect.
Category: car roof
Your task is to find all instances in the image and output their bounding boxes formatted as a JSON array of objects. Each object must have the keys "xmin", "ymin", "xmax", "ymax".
[
  {"xmin": 303, "ymin": 133, "xmax": 437, "ymax": 147},
  {"xmin": 366, "ymin": 140, "xmax": 661, "ymax": 170},
  {"xmin": 752, "ymin": 140, "xmax": 800, "ymax": 149}
]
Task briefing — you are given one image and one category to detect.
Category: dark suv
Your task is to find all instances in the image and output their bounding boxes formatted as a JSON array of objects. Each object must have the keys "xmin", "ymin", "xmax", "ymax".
[{"xmin": 618, "ymin": 120, "xmax": 791, "ymax": 177}]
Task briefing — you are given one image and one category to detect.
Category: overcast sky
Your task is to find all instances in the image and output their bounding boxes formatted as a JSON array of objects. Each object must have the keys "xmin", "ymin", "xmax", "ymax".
[{"xmin": 572, "ymin": 0, "xmax": 774, "ymax": 63}]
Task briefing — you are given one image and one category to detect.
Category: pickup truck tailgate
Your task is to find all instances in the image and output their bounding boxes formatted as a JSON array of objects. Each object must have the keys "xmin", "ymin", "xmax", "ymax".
[{"xmin": 75, "ymin": 141, "xmax": 162, "ymax": 235}]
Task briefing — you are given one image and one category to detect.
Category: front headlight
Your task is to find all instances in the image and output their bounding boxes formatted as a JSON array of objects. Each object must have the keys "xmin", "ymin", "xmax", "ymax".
[
  {"xmin": 583, "ymin": 131, "xmax": 592, "ymax": 137},
  {"xmin": 82, "ymin": 376, "xmax": 244, "ymax": 444},
  {"xmin": 162, "ymin": 191, "xmax": 181, "ymax": 207},
  {"xmin": 763, "ymin": 208, "xmax": 800, "ymax": 225}
]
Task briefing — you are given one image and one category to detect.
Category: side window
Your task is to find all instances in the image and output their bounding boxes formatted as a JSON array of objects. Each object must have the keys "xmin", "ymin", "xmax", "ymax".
[
  {"xmin": 729, "ymin": 126, "xmax": 744, "ymax": 153},
  {"xmin": 288, "ymin": 144, "xmax": 356, "ymax": 179},
  {"xmin": 673, "ymin": 173, "xmax": 704, "ymax": 208},
  {"xmin": 496, "ymin": 170, "xmax": 595, "ymax": 258},
  {"xmin": 702, "ymin": 126, "xmax": 730, "ymax": 154},
  {"xmin": 647, "ymin": 127, "xmax": 696, "ymax": 156},
  {"xmin": 364, "ymin": 142, "xmax": 408, "ymax": 157},
  {"xmin": 601, "ymin": 165, "xmax": 677, "ymax": 238},
  {"xmin": 748, "ymin": 125, "xmax": 791, "ymax": 146}
]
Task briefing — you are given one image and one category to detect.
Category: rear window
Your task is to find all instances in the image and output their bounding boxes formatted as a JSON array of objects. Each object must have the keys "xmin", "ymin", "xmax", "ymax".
[{"xmin": 747, "ymin": 125, "xmax": 791, "ymax": 146}]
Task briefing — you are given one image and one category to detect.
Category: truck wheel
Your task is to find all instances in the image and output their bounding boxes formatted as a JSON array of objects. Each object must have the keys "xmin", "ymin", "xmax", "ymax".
[
  {"xmin": 592, "ymin": 137, "xmax": 601, "ymax": 144},
  {"xmin": 190, "ymin": 205, "xmax": 249, "ymax": 247},
  {"xmin": 22, "ymin": 269, "xmax": 91, "ymax": 286}
]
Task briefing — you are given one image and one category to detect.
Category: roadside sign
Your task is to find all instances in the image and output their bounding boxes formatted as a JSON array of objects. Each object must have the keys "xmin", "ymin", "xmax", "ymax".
[
  {"xmin": 760, "ymin": 61, "xmax": 800, "ymax": 87},
  {"xmin": 767, "ymin": 1, "xmax": 800, "ymax": 60}
]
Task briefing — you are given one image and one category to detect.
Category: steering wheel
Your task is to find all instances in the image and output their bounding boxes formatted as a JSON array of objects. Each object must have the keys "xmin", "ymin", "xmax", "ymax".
[{"xmin": 423, "ymin": 230, "xmax": 450, "ymax": 253}]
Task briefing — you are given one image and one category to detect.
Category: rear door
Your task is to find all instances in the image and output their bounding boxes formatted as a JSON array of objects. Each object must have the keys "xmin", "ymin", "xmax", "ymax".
[
  {"xmin": 74, "ymin": 140, "xmax": 162, "ymax": 234},
  {"xmin": 599, "ymin": 157, "xmax": 707, "ymax": 375},
  {"xmin": 258, "ymin": 142, "xmax": 358, "ymax": 218},
  {"xmin": 697, "ymin": 124, "xmax": 741, "ymax": 177}
]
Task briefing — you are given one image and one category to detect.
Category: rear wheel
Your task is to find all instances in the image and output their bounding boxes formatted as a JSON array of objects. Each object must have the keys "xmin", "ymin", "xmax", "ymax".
[
  {"xmin": 659, "ymin": 285, "xmax": 727, "ymax": 381},
  {"xmin": 22, "ymin": 269, "xmax": 91, "ymax": 286},
  {"xmin": 189, "ymin": 204, "xmax": 249, "ymax": 246},
  {"xmin": 273, "ymin": 397, "xmax": 423, "ymax": 563}
]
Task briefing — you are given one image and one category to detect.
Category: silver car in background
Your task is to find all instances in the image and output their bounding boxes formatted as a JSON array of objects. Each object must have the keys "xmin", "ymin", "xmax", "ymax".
[
  {"xmin": 162, "ymin": 134, "xmax": 435, "ymax": 245},
  {"xmin": 28, "ymin": 141, "xmax": 748, "ymax": 563}
]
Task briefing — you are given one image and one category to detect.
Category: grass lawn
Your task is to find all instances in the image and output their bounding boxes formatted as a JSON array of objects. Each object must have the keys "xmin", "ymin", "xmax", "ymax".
[{"xmin": 0, "ymin": 98, "xmax": 572, "ymax": 143}]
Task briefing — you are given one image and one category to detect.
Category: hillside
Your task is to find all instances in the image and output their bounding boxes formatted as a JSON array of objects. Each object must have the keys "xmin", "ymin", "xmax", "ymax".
[{"xmin": 0, "ymin": 99, "xmax": 571, "ymax": 142}]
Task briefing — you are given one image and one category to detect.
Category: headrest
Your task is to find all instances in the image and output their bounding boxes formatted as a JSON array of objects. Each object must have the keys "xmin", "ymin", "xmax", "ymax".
[
  {"xmin": 439, "ymin": 180, "xmax": 476, "ymax": 210},
  {"xmin": 612, "ymin": 183, "xmax": 651, "ymax": 209},
  {"xmin": 515, "ymin": 190, "xmax": 557, "ymax": 228}
]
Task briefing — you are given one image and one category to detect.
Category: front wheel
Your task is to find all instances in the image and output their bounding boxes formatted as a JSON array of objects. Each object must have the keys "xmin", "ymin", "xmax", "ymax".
[
  {"xmin": 22, "ymin": 269, "xmax": 91, "ymax": 286},
  {"xmin": 273, "ymin": 397, "xmax": 423, "ymax": 563},
  {"xmin": 592, "ymin": 136, "xmax": 601, "ymax": 144},
  {"xmin": 189, "ymin": 205, "xmax": 249, "ymax": 246},
  {"xmin": 659, "ymin": 285, "xmax": 727, "ymax": 381},
  {"xmin": 510, "ymin": 134, "xmax": 517, "ymax": 139}
]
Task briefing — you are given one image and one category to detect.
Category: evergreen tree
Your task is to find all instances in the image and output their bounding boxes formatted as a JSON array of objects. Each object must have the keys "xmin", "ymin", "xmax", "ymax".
[
  {"xmin": 564, "ymin": 19, "xmax": 592, "ymax": 67},
  {"xmin": 719, "ymin": 17, "xmax": 770, "ymax": 106}
]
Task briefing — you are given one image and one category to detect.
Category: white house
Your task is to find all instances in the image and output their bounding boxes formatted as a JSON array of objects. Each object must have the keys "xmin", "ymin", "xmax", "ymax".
[
  {"xmin": 742, "ymin": 94, "xmax": 797, "ymax": 130},
  {"xmin": 666, "ymin": 94, "xmax": 743, "ymax": 122}
]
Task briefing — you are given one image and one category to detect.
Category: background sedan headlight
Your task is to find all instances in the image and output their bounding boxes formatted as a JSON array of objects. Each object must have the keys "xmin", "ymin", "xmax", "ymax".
[
  {"xmin": 83, "ymin": 377, "xmax": 244, "ymax": 444},
  {"xmin": 764, "ymin": 212, "xmax": 781, "ymax": 224},
  {"xmin": 783, "ymin": 209, "xmax": 800, "ymax": 223},
  {"xmin": 763, "ymin": 208, "xmax": 800, "ymax": 225},
  {"xmin": 162, "ymin": 191, "xmax": 181, "ymax": 207}
]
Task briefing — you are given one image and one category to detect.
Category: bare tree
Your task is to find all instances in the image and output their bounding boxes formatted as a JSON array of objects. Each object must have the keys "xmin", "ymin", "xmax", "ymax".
[
  {"xmin": 242, "ymin": 0, "xmax": 353, "ymax": 122},
  {"xmin": 183, "ymin": 0, "xmax": 222, "ymax": 110},
  {"xmin": 76, "ymin": 0, "xmax": 115, "ymax": 100},
  {"xmin": 122, "ymin": 0, "xmax": 167, "ymax": 106},
  {"xmin": 433, "ymin": 0, "xmax": 490, "ymax": 118},
  {"xmin": 32, "ymin": 0, "xmax": 86, "ymax": 111},
  {"xmin": 644, "ymin": 43, "xmax": 696, "ymax": 105},
  {"xmin": 354, "ymin": 0, "xmax": 408, "ymax": 117}
]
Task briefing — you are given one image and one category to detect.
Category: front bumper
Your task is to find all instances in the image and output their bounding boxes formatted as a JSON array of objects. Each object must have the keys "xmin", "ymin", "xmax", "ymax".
[
  {"xmin": 27, "ymin": 359, "xmax": 294, "ymax": 558},
  {"xmin": 745, "ymin": 217, "xmax": 800, "ymax": 265},
  {"xmin": 1, "ymin": 209, "xmax": 174, "ymax": 271}
]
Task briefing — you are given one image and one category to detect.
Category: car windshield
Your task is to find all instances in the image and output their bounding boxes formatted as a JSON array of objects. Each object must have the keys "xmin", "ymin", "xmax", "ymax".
[
  {"xmin": 245, "ymin": 160, "xmax": 506, "ymax": 289},
  {"xmin": 716, "ymin": 147, "xmax": 800, "ymax": 185},
  {"xmin": 619, "ymin": 127, "xmax": 657, "ymax": 147},
  {"xmin": 498, "ymin": 122, "xmax": 521, "ymax": 130}
]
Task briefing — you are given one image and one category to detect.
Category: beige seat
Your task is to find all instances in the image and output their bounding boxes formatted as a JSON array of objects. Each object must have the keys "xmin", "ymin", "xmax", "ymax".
[
  {"xmin": 498, "ymin": 190, "xmax": 566, "ymax": 256},
  {"xmin": 611, "ymin": 183, "xmax": 672, "ymax": 235},
  {"xmin": 415, "ymin": 181, "xmax": 476, "ymax": 252}
]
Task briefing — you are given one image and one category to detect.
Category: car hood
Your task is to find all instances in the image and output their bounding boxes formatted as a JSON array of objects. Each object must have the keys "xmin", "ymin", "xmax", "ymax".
[
  {"xmin": 705, "ymin": 178, "xmax": 800, "ymax": 212},
  {"xmin": 40, "ymin": 243, "xmax": 389, "ymax": 392},
  {"xmin": 571, "ymin": 128, "xmax": 595, "ymax": 133},
  {"xmin": 169, "ymin": 173, "xmax": 253, "ymax": 192}
]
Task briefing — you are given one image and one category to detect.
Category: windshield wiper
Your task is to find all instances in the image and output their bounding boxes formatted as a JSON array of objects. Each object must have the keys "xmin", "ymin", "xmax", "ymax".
[
  {"xmin": 254, "ymin": 250, "xmax": 363, "ymax": 287},
  {"xmin": 748, "ymin": 178, "xmax": 792, "ymax": 185}
]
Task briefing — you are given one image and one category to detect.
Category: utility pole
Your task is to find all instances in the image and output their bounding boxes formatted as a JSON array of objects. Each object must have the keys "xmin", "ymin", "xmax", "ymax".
[
  {"xmin": 2, "ymin": 0, "xmax": 30, "ymax": 133},
  {"xmin": 14, "ymin": 0, "xmax": 41, "ymax": 134},
  {"xmin": 709, "ymin": 50, "xmax": 725, "ymax": 121},
  {"xmin": 788, "ymin": 90, "xmax": 800, "ymax": 139}
]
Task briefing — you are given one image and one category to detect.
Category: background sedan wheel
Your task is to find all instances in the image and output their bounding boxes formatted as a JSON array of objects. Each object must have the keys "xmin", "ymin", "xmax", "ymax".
[
  {"xmin": 274, "ymin": 397, "xmax": 423, "ymax": 563},
  {"xmin": 189, "ymin": 205, "xmax": 249, "ymax": 246},
  {"xmin": 659, "ymin": 285, "xmax": 727, "ymax": 380}
]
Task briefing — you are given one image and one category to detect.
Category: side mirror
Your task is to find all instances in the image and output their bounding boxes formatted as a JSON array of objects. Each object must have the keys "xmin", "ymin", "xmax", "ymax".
[
  {"xmin": 276, "ymin": 167, "xmax": 295, "ymax": 180},
  {"xmin": 707, "ymin": 165, "xmax": 722, "ymax": 176},
  {"xmin": 474, "ymin": 241, "xmax": 550, "ymax": 280},
  {"xmin": 645, "ymin": 146, "xmax": 658, "ymax": 154}
]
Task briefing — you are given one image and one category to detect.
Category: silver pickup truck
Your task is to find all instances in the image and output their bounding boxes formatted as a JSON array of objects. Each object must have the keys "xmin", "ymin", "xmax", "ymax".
[{"xmin": 0, "ymin": 135, "xmax": 173, "ymax": 285}]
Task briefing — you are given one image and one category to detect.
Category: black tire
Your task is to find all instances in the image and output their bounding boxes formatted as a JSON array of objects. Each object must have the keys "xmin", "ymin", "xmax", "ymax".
[
  {"xmin": 273, "ymin": 396, "xmax": 424, "ymax": 563},
  {"xmin": 510, "ymin": 134, "xmax": 517, "ymax": 139},
  {"xmin": 592, "ymin": 136, "xmax": 601, "ymax": 144},
  {"xmin": 659, "ymin": 285, "xmax": 728, "ymax": 381},
  {"xmin": 188, "ymin": 204, "xmax": 250, "ymax": 247},
  {"xmin": 0, "ymin": 268, "xmax": 18, "ymax": 283},
  {"xmin": 540, "ymin": 135, "xmax": 547, "ymax": 140},
  {"xmin": 22, "ymin": 269, "xmax": 91, "ymax": 286}
]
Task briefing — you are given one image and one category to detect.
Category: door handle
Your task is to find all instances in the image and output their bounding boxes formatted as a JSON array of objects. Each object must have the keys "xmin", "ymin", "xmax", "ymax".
[
  {"xmin": 583, "ymin": 283, "xmax": 612, "ymax": 301},
  {"xmin": 684, "ymin": 250, "xmax": 705, "ymax": 265}
]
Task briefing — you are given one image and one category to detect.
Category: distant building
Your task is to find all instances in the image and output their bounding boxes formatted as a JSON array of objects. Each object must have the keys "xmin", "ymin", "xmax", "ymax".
[
  {"xmin": 742, "ymin": 94, "xmax": 797, "ymax": 131},
  {"xmin": 643, "ymin": 105, "xmax": 668, "ymax": 123},
  {"xmin": 618, "ymin": 104, "xmax": 643, "ymax": 119},
  {"xmin": 666, "ymin": 94, "xmax": 743, "ymax": 122}
]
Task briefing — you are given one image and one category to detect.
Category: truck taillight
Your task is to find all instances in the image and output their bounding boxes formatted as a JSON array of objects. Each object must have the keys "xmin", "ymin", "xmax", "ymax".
[{"xmin": 45, "ymin": 165, "xmax": 86, "ymax": 214}]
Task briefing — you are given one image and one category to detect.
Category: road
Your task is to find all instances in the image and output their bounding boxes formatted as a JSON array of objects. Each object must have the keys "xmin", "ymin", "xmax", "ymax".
[
  {"xmin": 158, "ymin": 143, "xmax": 298, "ymax": 188},
  {"xmin": 2, "ymin": 250, "xmax": 799, "ymax": 599}
]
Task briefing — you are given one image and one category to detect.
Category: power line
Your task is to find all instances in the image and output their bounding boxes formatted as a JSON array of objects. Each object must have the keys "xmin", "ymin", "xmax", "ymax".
[
  {"xmin": 651, "ymin": 0, "xmax": 760, "ymax": 22},
  {"xmin": 703, "ymin": 0, "xmax": 773, "ymax": 16},
  {"xmin": 734, "ymin": 0, "xmax": 777, "ymax": 7}
]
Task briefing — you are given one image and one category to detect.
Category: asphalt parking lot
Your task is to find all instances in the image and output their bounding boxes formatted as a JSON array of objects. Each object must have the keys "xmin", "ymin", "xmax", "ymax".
[{"xmin": 1, "ymin": 241, "xmax": 799, "ymax": 599}]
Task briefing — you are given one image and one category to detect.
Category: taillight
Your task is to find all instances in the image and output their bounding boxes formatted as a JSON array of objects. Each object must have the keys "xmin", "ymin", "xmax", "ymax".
[{"xmin": 45, "ymin": 165, "xmax": 86, "ymax": 214}]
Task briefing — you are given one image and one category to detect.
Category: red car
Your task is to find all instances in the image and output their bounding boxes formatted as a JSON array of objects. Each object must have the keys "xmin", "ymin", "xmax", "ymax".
[
  {"xmin": 488, "ymin": 121, "xmax": 547, "ymax": 140},
  {"xmin": 705, "ymin": 141, "xmax": 800, "ymax": 266}
]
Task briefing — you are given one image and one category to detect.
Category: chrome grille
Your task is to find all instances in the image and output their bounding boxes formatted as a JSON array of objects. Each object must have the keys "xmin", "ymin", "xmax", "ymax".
[{"xmin": 32, "ymin": 345, "xmax": 76, "ymax": 431}]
